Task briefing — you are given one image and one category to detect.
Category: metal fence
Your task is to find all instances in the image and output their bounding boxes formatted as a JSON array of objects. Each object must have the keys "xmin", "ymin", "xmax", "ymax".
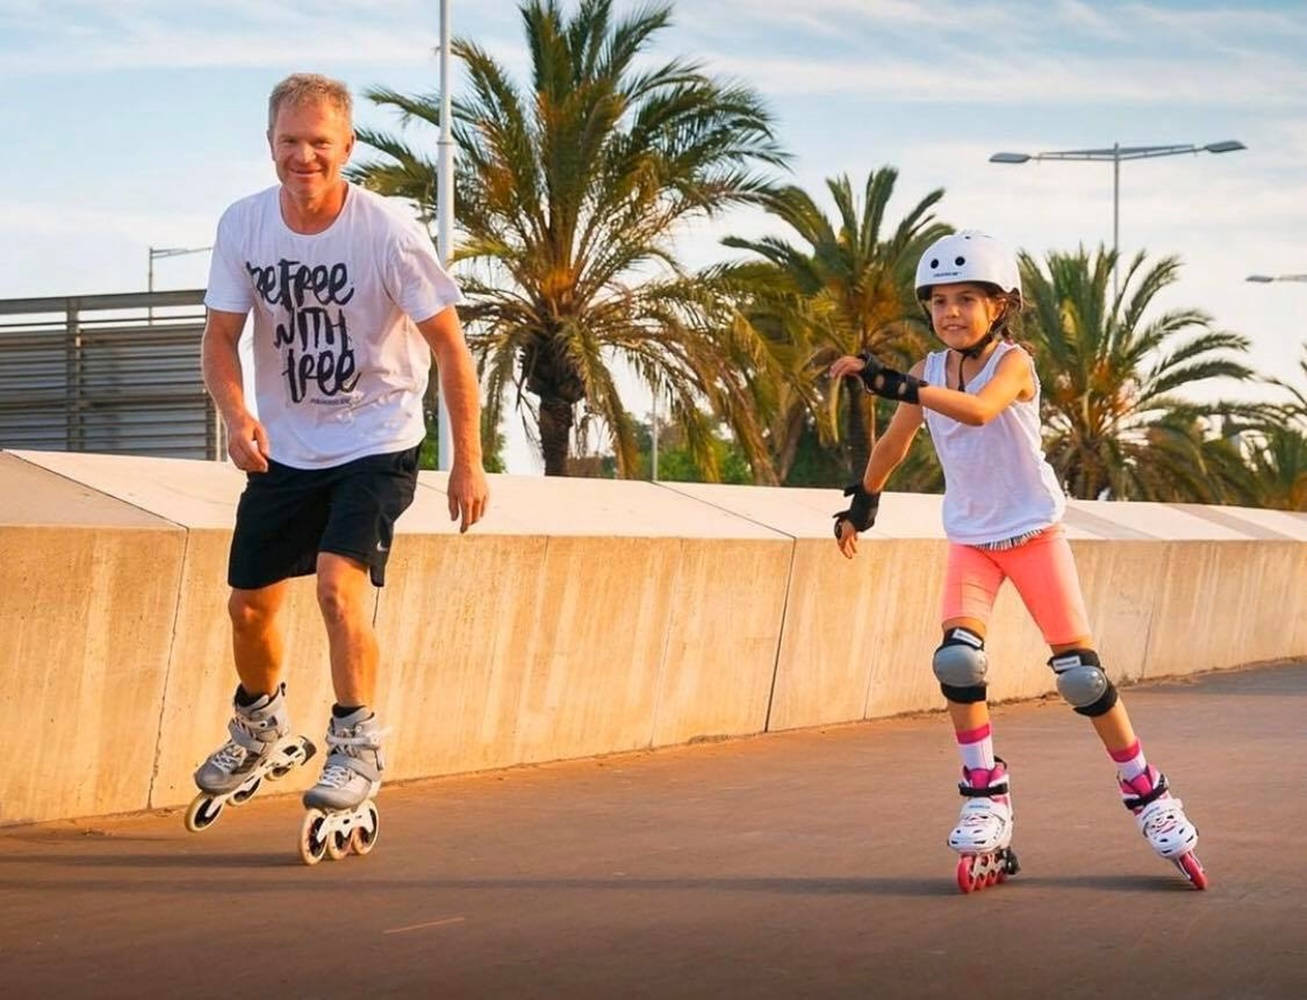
[{"xmin": 0, "ymin": 289, "xmax": 223, "ymax": 460}]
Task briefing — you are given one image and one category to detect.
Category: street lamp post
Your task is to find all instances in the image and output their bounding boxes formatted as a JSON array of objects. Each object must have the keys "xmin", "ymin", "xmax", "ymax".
[
  {"xmin": 989, "ymin": 141, "xmax": 1246, "ymax": 300},
  {"xmin": 436, "ymin": 0, "xmax": 456, "ymax": 472},
  {"xmin": 148, "ymin": 245, "xmax": 212, "ymax": 323},
  {"xmin": 650, "ymin": 384, "xmax": 659, "ymax": 481},
  {"xmin": 1246, "ymin": 274, "xmax": 1307, "ymax": 284}
]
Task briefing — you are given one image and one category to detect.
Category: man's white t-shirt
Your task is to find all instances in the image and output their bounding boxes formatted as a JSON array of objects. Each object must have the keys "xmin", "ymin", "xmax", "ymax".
[{"xmin": 205, "ymin": 183, "xmax": 463, "ymax": 469}]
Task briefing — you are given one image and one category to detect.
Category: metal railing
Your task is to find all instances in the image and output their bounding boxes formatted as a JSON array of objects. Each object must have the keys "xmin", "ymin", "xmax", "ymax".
[{"xmin": 0, "ymin": 289, "xmax": 223, "ymax": 460}]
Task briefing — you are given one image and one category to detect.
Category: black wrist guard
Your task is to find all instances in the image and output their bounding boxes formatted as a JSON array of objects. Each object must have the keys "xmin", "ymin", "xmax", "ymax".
[
  {"xmin": 833, "ymin": 482, "xmax": 880, "ymax": 537},
  {"xmin": 857, "ymin": 352, "xmax": 925, "ymax": 404}
]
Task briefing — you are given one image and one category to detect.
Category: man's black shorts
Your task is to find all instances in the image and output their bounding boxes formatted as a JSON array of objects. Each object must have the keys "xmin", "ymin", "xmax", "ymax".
[{"xmin": 227, "ymin": 445, "xmax": 420, "ymax": 590}]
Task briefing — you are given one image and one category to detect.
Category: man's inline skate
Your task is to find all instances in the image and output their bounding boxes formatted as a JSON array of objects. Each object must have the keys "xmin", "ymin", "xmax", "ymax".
[
  {"xmin": 185, "ymin": 683, "xmax": 316, "ymax": 832},
  {"xmin": 1120, "ymin": 766, "xmax": 1207, "ymax": 889},
  {"xmin": 298, "ymin": 708, "xmax": 383, "ymax": 865},
  {"xmin": 948, "ymin": 759, "xmax": 1019, "ymax": 893}
]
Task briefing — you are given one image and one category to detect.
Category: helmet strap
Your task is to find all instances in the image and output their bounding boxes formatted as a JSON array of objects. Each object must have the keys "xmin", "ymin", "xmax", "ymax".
[{"xmin": 951, "ymin": 307, "xmax": 1007, "ymax": 389}]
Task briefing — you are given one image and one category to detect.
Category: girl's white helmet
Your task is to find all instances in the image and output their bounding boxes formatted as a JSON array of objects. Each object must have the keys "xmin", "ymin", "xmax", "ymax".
[{"xmin": 914, "ymin": 231, "xmax": 1021, "ymax": 303}]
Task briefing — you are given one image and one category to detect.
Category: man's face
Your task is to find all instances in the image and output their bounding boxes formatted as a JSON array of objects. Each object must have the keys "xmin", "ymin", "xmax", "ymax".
[{"xmin": 268, "ymin": 99, "xmax": 354, "ymax": 201}]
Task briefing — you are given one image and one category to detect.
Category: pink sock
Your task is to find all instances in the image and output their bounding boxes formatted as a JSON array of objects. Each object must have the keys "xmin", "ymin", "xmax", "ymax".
[
  {"xmin": 956, "ymin": 722, "xmax": 995, "ymax": 774},
  {"xmin": 1109, "ymin": 739, "xmax": 1148, "ymax": 782}
]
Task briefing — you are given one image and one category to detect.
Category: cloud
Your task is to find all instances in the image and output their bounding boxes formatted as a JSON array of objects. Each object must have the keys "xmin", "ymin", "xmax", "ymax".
[
  {"xmin": 0, "ymin": 0, "xmax": 441, "ymax": 74},
  {"xmin": 703, "ymin": 45, "xmax": 1306, "ymax": 108}
]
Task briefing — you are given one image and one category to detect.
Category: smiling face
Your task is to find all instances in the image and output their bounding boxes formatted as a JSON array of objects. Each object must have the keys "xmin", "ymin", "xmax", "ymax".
[
  {"xmin": 267, "ymin": 98, "xmax": 354, "ymax": 205},
  {"xmin": 927, "ymin": 282, "xmax": 1006, "ymax": 352}
]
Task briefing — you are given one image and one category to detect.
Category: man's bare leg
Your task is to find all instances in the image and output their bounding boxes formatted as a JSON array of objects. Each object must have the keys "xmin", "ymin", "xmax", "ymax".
[
  {"xmin": 301, "ymin": 553, "xmax": 384, "ymax": 832},
  {"xmin": 228, "ymin": 580, "xmax": 290, "ymax": 696},
  {"xmin": 315, "ymin": 552, "xmax": 377, "ymax": 706}
]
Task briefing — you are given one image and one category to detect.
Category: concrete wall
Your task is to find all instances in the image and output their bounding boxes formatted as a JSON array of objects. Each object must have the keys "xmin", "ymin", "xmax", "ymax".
[{"xmin": 3, "ymin": 449, "xmax": 1305, "ymax": 825}]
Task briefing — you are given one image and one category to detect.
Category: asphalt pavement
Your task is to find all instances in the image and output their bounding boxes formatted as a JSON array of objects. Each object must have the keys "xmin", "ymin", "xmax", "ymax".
[{"xmin": 3, "ymin": 663, "xmax": 1304, "ymax": 999}]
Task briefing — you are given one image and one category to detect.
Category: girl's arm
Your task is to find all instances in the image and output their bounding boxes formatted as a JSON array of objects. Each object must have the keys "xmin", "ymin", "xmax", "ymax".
[
  {"xmin": 861, "ymin": 363, "xmax": 926, "ymax": 491},
  {"xmin": 828, "ymin": 358, "xmax": 926, "ymax": 558},
  {"xmin": 917, "ymin": 349, "xmax": 1034, "ymax": 426}
]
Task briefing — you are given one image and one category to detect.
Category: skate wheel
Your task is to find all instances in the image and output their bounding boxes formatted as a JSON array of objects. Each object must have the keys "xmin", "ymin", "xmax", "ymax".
[
  {"xmin": 349, "ymin": 801, "xmax": 380, "ymax": 857},
  {"xmin": 326, "ymin": 825, "xmax": 350, "ymax": 861},
  {"xmin": 229, "ymin": 777, "xmax": 261, "ymax": 805},
  {"xmin": 1176, "ymin": 852, "xmax": 1208, "ymax": 890},
  {"xmin": 298, "ymin": 809, "xmax": 329, "ymax": 866},
  {"xmin": 956, "ymin": 856, "xmax": 976, "ymax": 894},
  {"xmin": 1004, "ymin": 849, "xmax": 1021, "ymax": 877},
  {"xmin": 184, "ymin": 794, "xmax": 223, "ymax": 833}
]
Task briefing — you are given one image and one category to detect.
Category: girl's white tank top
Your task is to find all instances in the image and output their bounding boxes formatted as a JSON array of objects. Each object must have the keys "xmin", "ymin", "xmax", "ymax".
[{"xmin": 922, "ymin": 341, "xmax": 1066, "ymax": 546}]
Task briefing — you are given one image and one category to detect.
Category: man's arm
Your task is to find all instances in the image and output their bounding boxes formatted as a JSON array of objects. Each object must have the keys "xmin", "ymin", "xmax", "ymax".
[
  {"xmin": 201, "ymin": 308, "xmax": 269, "ymax": 472},
  {"xmin": 415, "ymin": 305, "xmax": 489, "ymax": 532}
]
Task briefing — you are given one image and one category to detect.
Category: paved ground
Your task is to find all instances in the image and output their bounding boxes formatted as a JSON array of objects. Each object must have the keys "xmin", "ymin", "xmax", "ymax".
[{"xmin": 3, "ymin": 662, "xmax": 1305, "ymax": 999}]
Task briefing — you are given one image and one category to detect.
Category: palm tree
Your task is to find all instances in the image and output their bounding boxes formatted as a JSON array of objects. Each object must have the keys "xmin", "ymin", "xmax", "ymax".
[
  {"xmin": 349, "ymin": 0, "xmax": 786, "ymax": 476},
  {"xmin": 1231, "ymin": 343, "xmax": 1307, "ymax": 509},
  {"xmin": 718, "ymin": 168, "xmax": 950, "ymax": 480},
  {"xmin": 1242, "ymin": 425, "xmax": 1307, "ymax": 510},
  {"xmin": 1019, "ymin": 246, "xmax": 1255, "ymax": 500}
]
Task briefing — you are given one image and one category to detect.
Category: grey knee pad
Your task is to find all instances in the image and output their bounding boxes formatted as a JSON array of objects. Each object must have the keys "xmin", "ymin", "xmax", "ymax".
[
  {"xmin": 934, "ymin": 628, "xmax": 988, "ymax": 703},
  {"xmin": 1048, "ymin": 649, "xmax": 1118, "ymax": 716}
]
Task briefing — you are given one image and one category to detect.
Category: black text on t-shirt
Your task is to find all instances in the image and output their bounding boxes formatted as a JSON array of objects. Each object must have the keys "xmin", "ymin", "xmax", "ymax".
[{"xmin": 245, "ymin": 258, "xmax": 362, "ymax": 404}]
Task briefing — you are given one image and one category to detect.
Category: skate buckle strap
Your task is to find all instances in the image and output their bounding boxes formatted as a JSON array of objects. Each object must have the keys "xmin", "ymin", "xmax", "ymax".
[
  {"xmin": 325, "ymin": 730, "xmax": 384, "ymax": 752},
  {"xmin": 317, "ymin": 754, "xmax": 381, "ymax": 789},
  {"xmin": 228, "ymin": 715, "xmax": 277, "ymax": 751},
  {"xmin": 1122, "ymin": 772, "xmax": 1169, "ymax": 812},
  {"xmin": 958, "ymin": 780, "xmax": 1009, "ymax": 798}
]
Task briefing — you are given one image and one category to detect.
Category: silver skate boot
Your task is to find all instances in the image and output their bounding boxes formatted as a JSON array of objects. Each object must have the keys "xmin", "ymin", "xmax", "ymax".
[
  {"xmin": 298, "ymin": 708, "xmax": 384, "ymax": 865},
  {"xmin": 185, "ymin": 683, "xmax": 316, "ymax": 832}
]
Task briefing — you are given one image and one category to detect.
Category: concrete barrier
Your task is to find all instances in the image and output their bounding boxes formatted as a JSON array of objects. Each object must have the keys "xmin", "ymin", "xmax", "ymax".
[
  {"xmin": 0, "ymin": 453, "xmax": 184, "ymax": 825},
  {"xmin": 2, "ymin": 448, "xmax": 1304, "ymax": 825}
]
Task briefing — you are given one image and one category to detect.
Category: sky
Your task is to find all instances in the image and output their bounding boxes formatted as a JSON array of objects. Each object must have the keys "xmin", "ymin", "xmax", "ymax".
[{"xmin": 3, "ymin": 0, "xmax": 1305, "ymax": 474}]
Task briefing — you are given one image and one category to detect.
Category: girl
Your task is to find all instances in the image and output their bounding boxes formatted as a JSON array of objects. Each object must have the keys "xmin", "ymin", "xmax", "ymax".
[{"xmin": 829, "ymin": 231, "xmax": 1206, "ymax": 892}]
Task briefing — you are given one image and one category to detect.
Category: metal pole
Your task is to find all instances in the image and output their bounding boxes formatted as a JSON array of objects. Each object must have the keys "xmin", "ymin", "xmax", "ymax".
[
  {"xmin": 1112, "ymin": 143, "xmax": 1120, "ymax": 304},
  {"xmin": 651, "ymin": 387, "xmax": 659, "ymax": 481},
  {"xmin": 436, "ymin": 0, "xmax": 456, "ymax": 472},
  {"xmin": 147, "ymin": 247, "xmax": 155, "ymax": 325}
]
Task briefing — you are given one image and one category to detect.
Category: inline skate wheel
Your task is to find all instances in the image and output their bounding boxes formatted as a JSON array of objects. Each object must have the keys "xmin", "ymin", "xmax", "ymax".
[
  {"xmin": 349, "ymin": 802, "xmax": 380, "ymax": 857},
  {"xmin": 326, "ymin": 824, "xmax": 350, "ymax": 861},
  {"xmin": 229, "ymin": 777, "xmax": 261, "ymax": 805},
  {"xmin": 956, "ymin": 856, "xmax": 977, "ymax": 894},
  {"xmin": 184, "ymin": 794, "xmax": 223, "ymax": 833},
  {"xmin": 1176, "ymin": 851, "xmax": 1208, "ymax": 890},
  {"xmin": 299, "ymin": 809, "xmax": 330, "ymax": 866}
]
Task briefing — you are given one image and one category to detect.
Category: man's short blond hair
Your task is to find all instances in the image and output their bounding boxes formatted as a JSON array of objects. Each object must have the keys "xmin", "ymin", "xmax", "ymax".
[{"xmin": 267, "ymin": 73, "xmax": 353, "ymax": 130}]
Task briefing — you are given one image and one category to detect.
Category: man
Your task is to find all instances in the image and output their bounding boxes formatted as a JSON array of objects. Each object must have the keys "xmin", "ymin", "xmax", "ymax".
[{"xmin": 191, "ymin": 73, "xmax": 487, "ymax": 855}]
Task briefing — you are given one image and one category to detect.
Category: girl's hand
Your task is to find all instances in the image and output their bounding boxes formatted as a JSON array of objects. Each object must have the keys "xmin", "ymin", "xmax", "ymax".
[
  {"xmin": 836, "ymin": 519, "xmax": 859, "ymax": 559},
  {"xmin": 828, "ymin": 355, "xmax": 868, "ymax": 381}
]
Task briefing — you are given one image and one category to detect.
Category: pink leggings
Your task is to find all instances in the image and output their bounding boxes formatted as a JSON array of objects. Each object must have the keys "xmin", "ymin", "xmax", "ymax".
[{"xmin": 940, "ymin": 524, "xmax": 1091, "ymax": 646}]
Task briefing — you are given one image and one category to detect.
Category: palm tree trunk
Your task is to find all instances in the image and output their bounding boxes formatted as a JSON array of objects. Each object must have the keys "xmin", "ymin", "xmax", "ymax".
[
  {"xmin": 773, "ymin": 406, "xmax": 808, "ymax": 484},
  {"xmin": 539, "ymin": 397, "xmax": 574, "ymax": 476},
  {"xmin": 844, "ymin": 393, "xmax": 874, "ymax": 482}
]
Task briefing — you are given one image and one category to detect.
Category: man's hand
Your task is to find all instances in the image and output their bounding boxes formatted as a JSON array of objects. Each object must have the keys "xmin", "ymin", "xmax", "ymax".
[
  {"xmin": 226, "ymin": 412, "xmax": 270, "ymax": 472},
  {"xmin": 447, "ymin": 460, "xmax": 489, "ymax": 533}
]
